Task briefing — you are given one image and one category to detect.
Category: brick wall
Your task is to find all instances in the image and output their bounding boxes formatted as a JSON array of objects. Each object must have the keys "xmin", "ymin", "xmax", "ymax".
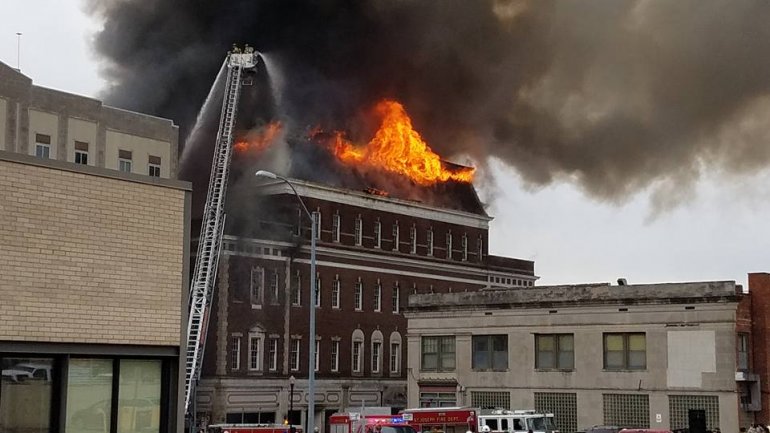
[
  {"xmin": 749, "ymin": 273, "xmax": 770, "ymax": 423},
  {"xmin": 0, "ymin": 155, "xmax": 189, "ymax": 345}
]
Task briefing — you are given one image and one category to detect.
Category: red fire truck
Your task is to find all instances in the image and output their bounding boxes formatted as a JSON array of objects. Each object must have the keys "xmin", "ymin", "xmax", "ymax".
[
  {"xmin": 329, "ymin": 412, "xmax": 417, "ymax": 433},
  {"xmin": 207, "ymin": 424, "xmax": 303, "ymax": 433},
  {"xmin": 400, "ymin": 407, "xmax": 478, "ymax": 433}
]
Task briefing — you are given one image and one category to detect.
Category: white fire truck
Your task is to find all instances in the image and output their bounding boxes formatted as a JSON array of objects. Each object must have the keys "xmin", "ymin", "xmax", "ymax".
[
  {"xmin": 329, "ymin": 412, "xmax": 417, "ymax": 433},
  {"xmin": 400, "ymin": 407, "xmax": 557, "ymax": 433},
  {"xmin": 477, "ymin": 409, "xmax": 558, "ymax": 433}
]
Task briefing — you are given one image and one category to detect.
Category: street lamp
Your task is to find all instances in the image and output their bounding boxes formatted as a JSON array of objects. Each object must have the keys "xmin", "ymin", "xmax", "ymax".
[
  {"xmin": 256, "ymin": 170, "xmax": 317, "ymax": 433},
  {"xmin": 289, "ymin": 375, "xmax": 296, "ymax": 433}
]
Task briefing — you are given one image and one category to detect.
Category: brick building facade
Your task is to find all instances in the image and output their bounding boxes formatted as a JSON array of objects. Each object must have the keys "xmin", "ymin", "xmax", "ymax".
[{"xmin": 194, "ymin": 177, "xmax": 536, "ymax": 428}]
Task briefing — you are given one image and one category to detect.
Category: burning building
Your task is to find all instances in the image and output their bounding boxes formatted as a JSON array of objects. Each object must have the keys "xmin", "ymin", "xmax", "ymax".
[{"xmin": 188, "ymin": 51, "xmax": 537, "ymax": 428}]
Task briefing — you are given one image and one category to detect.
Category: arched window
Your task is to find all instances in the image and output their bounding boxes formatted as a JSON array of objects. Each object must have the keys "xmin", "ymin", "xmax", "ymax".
[
  {"xmin": 371, "ymin": 330, "xmax": 384, "ymax": 374},
  {"xmin": 248, "ymin": 325, "xmax": 266, "ymax": 371},
  {"xmin": 351, "ymin": 329, "xmax": 365, "ymax": 374},
  {"xmin": 389, "ymin": 331, "xmax": 403, "ymax": 374}
]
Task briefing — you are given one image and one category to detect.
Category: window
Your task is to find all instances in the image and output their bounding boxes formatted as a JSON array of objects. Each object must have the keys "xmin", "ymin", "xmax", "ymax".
[
  {"xmin": 249, "ymin": 335, "xmax": 262, "ymax": 371},
  {"xmin": 118, "ymin": 149, "xmax": 132, "ymax": 173},
  {"xmin": 393, "ymin": 222, "xmax": 400, "ymax": 251},
  {"xmin": 118, "ymin": 360, "xmax": 162, "ymax": 432},
  {"xmin": 148, "ymin": 155, "xmax": 161, "ymax": 177},
  {"xmin": 669, "ymin": 395, "xmax": 719, "ymax": 431},
  {"xmin": 270, "ymin": 269, "xmax": 279, "ymax": 303},
  {"xmin": 472, "ymin": 391, "xmax": 511, "ymax": 410},
  {"xmin": 473, "ymin": 334, "xmax": 509, "ymax": 370},
  {"xmin": 331, "ymin": 340, "xmax": 340, "ymax": 372},
  {"xmin": 1, "ymin": 357, "xmax": 54, "ymax": 431},
  {"xmin": 421, "ymin": 336, "xmax": 456, "ymax": 371},
  {"xmin": 35, "ymin": 133, "xmax": 51, "ymax": 158},
  {"xmin": 427, "ymin": 228, "xmax": 434, "ymax": 256},
  {"xmin": 352, "ymin": 341, "xmax": 363, "ymax": 373},
  {"xmin": 390, "ymin": 342, "xmax": 401, "ymax": 373},
  {"xmin": 462, "ymin": 233, "xmax": 468, "ymax": 261},
  {"xmin": 74, "ymin": 141, "xmax": 89, "ymax": 165},
  {"xmin": 268, "ymin": 338, "xmax": 278, "ymax": 371},
  {"xmin": 738, "ymin": 333, "xmax": 749, "ymax": 371},
  {"xmin": 315, "ymin": 340, "xmax": 320, "ymax": 372},
  {"xmin": 66, "ymin": 358, "xmax": 112, "ymax": 431},
  {"xmin": 535, "ymin": 392, "xmax": 578, "ymax": 433},
  {"xmin": 290, "ymin": 339, "xmax": 300, "ymax": 371},
  {"xmin": 355, "ymin": 279, "xmax": 363, "ymax": 311},
  {"xmin": 478, "ymin": 236, "xmax": 484, "ymax": 262},
  {"xmin": 446, "ymin": 230, "xmax": 453, "ymax": 259},
  {"xmin": 291, "ymin": 271, "xmax": 301, "ymax": 306},
  {"xmin": 332, "ymin": 213, "xmax": 341, "ymax": 242},
  {"xmin": 419, "ymin": 392, "xmax": 457, "ymax": 408},
  {"xmin": 372, "ymin": 341, "xmax": 382, "ymax": 373},
  {"xmin": 250, "ymin": 266, "xmax": 264, "ymax": 306},
  {"xmin": 231, "ymin": 335, "xmax": 241, "ymax": 370},
  {"xmin": 536, "ymin": 334, "xmax": 574, "ymax": 370},
  {"xmin": 604, "ymin": 333, "xmax": 646, "ymax": 370},
  {"xmin": 392, "ymin": 283, "xmax": 400, "ymax": 314},
  {"xmin": 313, "ymin": 210, "xmax": 321, "ymax": 240},
  {"xmin": 410, "ymin": 225, "xmax": 417, "ymax": 254},
  {"xmin": 374, "ymin": 280, "xmax": 381, "ymax": 312},
  {"xmin": 332, "ymin": 275, "xmax": 341, "ymax": 309},
  {"xmin": 355, "ymin": 215, "xmax": 363, "ymax": 246},
  {"xmin": 603, "ymin": 394, "xmax": 650, "ymax": 428},
  {"xmin": 315, "ymin": 273, "xmax": 321, "ymax": 307},
  {"xmin": 374, "ymin": 219, "xmax": 382, "ymax": 248}
]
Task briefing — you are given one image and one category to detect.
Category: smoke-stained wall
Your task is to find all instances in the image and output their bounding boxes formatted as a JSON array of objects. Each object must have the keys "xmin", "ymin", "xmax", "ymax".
[{"xmin": 87, "ymin": 0, "xmax": 770, "ymax": 207}]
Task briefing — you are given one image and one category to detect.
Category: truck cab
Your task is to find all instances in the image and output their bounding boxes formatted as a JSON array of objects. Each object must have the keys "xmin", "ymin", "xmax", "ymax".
[{"xmin": 477, "ymin": 409, "xmax": 558, "ymax": 433}]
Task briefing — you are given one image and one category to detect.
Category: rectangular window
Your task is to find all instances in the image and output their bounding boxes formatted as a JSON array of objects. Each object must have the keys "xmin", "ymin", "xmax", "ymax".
[
  {"xmin": 313, "ymin": 210, "xmax": 321, "ymax": 240},
  {"xmin": 231, "ymin": 336, "xmax": 241, "ymax": 370},
  {"xmin": 269, "ymin": 338, "xmax": 278, "ymax": 371},
  {"xmin": 535, "ymin": 392, "xmax": 578, "ymax": 433},
  {"xmin": 478, "ymin": 236, "xmax": 484, "ymax": 262},
  {"xmin": 473, "ymin": 334, "xmax": 509, "ymax": 370},
  {"xmin": 421, "ymin": 336, "xmax": 456, "ymax": 371},
  {"xmin": 393, "ymin": 222, "xmax": 400, "ymax": 251},
  {"xmin": 290, "ymin": 339, "xmax": 300, "ymax": 371},
  {"xmin": 315, "ymin": 340, "xmax": 320, "ymax": 372},
  {"xmin": 374, "ymin": 280, "xmax": 381, "ymax": 312},
  {"xmin": 446, "ymin": 231, "xmax": 453, "ymax": 259},
  {"xmin": 536, "ymin": 334, "xmax": 574, "ymax": 370},
  {"xmin": 1, "ymin": 357, "xmax": 53, "ymax": 431},
  {"xmin": 604, "ymin": 333, "xmax": 646, "ymax": 370},
  {"xmin": 352, "ymin": 341, "xmax": 363, "ymax": 373},
  {"xmin": 355, "ymin": 280, "xmax": 363, "ymax": 311},
  {"xmin": 118, "ymin": 359, "xmax": 162, "ymax": 433},
  {"xmin": 374, "ymin": 219, "xmax": 382, "ymax": 248},
  {"xmin": 392, "ymin": 284, "xmax": 400, "ymax": 314},
  {"xmin": 390, "ymin": 342, "xmax": 401, "ymax": 374},
  {"xmin": 355, "ymin": 216, "xmax": 363, "ymax": 246},
  {"xmin": 332, "ymin": 276, "xmax": 341, "ymax": 309},
  {"xmin": 118, "ymin": 149, "xmax": 132, "ymax": 173},
  {"xmin": 332, "ymin": 213, "xmax": 341, "ymax": 242},
  {"xmin": 427, "ymin": 228, "xmax": 434, "ymax": 256},
  {"xmin": 148, "ymin": 155, "xmax": 161, "ymax": 177},
  {"xmin": 74, "ymin": 141, "xmax": 89, "ymax": 165},
  {"xmin": 331, "ymin": 340, "xmax": 340, "ymax": 372},
  {"xmin": 35, "ymin": 133, "xmax": 51, "ymax": 159},
  {"xmin": 291, "ymin": 271, "xmax": 301, "ymax": 306},
  {"xmin": 66, "ymin": 358, "xmax": 112, "ymax": 431},
  {"xmin": 462, "ymin": 233, "xmax": 468, "ymax": 261},
  {"xmin": 410, "ymin": 225, "xmax": 417, "ymax": 254},
  {"xmin": 250, "ymin": 266, "xmax": 264, "ymax": 306},
  {"xmin": 315, "ymin": 273, "xmax": 321, "ymax": 307},
  {"xmin": 603, "ymin": 394, "xmax": 650, "ymax": 428},
  {"xmin": 270, "ymin": 269, "xmax": 280, "ymax": 303},
  {"xmin": 249, "ymin": 336, "xmax": 262, "ymax": 370},
  {"xmin": 738, "ymin": 333, "xmax": 749, "ymax": 371},
  {"xmin": 372, "ymin": 342, "xmax": 382, "ymax": 373}
]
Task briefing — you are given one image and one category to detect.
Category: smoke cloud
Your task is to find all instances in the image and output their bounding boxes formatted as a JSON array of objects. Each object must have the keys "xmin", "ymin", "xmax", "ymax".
[{"xmin": 86, "ymin": 0, "xmax": 770, "ymax": 206}]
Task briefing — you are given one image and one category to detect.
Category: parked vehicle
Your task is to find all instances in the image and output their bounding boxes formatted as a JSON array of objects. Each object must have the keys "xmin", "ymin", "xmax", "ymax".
[
  {"xmin": 401, "ymin": 407, "xmax": 558, "ymax": 433},
  {"xmin": 0, "ymin": 362, "xmax": 53, "ymax": 382},
  {"xmin": 401, "ymin": 407, "xmax": 478, "ymax": 433},
  {"xmin": 477, "ymin": 409, "xmax": 558, "ymax": 433},
  {"xmin": 330, "ymin": 412, "xmax": 416, "ymax": 433},
  {"xmin": 207, "ymin": 424, "xmax": 301, "ymax": 433}
]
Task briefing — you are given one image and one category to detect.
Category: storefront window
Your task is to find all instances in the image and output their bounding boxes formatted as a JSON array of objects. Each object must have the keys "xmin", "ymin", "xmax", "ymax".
[
  {"xmin": 66, "ymin": 358, "xmax": 114, "ymax": 433},
  {"xmin": 0, "ymin": 357, "xmax": 54, "ymax": 433},
  {"xmin": 118, "ymin": 359, "xmax": 162, "ymax": 433}
]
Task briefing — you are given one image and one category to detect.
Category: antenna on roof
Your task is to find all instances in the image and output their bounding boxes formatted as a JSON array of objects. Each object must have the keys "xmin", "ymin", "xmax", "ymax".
[{"xmin": 15, "ymin": 32, "xmax": 22, "ymax": 72}]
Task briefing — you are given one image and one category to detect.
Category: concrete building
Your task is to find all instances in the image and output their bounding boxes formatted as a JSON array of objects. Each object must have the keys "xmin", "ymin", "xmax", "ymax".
[
  {"xmin": 194, "ymin": 176, "xmax": 536, "ymax": 429},
  {"xmin": 405, "ymin": 280, "xmax": 755, "ymax": 433},
  {"xmin": 0, "ymin": 61, "xmax": 179, "ymax": 178},
  {"xmin": 746, "ymin": 273, "xmax": 770, "ymax": 424},
  {"xmin": 0, "ymin": 149, "xmax": 190, "ymax": 431}
]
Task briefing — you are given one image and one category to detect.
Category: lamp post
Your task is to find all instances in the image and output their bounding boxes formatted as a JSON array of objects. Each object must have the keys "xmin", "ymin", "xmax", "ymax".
[
  {"xmin": 289, "ymin": 375, "xmax": 296, "ymax": 433},
  {"xmin": 256, "ymin": 170, "xmax": 317, "ymax": 433}
]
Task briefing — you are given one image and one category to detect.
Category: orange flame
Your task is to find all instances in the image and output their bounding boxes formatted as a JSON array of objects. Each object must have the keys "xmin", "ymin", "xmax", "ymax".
[
  {"xmin": 320, "ymin": 100, "xmax": 474, "ymax": 185},
  {"xmin": 234, "ymin": 121, "xmax": 283, "ymax": 154}
]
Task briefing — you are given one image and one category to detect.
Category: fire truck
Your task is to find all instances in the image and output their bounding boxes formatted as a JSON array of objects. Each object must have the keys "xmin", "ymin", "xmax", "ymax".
[
  {"xmin": 207, "ymin": 424, "xmax": 302, "ymax": 433},
  {"xmin": 329, "ymin": 413, "xmax": 417, "ymax": 433},
  {"xmin": 400, "ymin": 407, "xmax": 478, "ymax": 433}
]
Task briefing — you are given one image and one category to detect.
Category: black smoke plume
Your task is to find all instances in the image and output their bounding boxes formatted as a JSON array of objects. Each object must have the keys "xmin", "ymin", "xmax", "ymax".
[{"xmin": 87, "ymin": 0, "xmax": 770, "ymax": 207}]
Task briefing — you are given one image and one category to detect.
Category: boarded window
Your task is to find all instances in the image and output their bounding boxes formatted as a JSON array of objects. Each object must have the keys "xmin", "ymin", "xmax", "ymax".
[
  {"xmin": 74, "ymin": 141, "xmax": 89, "ymax": 151},
  {"xmin": 35, "ymin": 133, "xmax": 51, "ymax": 144},
  {"xmin": 118, "ymin": 149, "xmax": 132, "ymax": 160},
  {"xmin": 148, "ymin": 155, "xmax": 161, "ymax": 164}
]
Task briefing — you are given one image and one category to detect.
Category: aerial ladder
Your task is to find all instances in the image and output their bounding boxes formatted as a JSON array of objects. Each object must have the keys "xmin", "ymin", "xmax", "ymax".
[{"xmin": 184, "ymin": 48, "xmax": 258, "ymax": 415}]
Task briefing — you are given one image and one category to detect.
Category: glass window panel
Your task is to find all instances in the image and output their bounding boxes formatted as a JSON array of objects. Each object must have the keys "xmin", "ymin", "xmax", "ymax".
[
  {"xmin": 558, "ymin": 351, "xmax": 574, "ymax": 370},
  {"xmin": 441, "ymin": 352, "xmax": 456, "ymax": 370},
  {"xmin": 66, "ymin": 358, "xmax": 113, "ymax": 433},
  {"xmin": 538, "ymin": 335, "xmax": 555, "ymax": 351},
  {"xmin": 473, "ymin": 337, "xmax": 489, "ymax": 353},
  {"xmin": 605, "ymin": 335, "xmax": 624, "ymax": 351},
  {"xmin": 628, "ymin": 351, "xmax": 646, "ymax": 369},
  {"xmin": 422, "ymin": 338, "xmax": 438, "ymax": 353},
  {"xmin": 605, "ymin": 351, "xmax": 625, "ymax": 369},
  {"xmin": 118, "ymin": 360, "xmax": 162, "ymax": 433},
  {"xmin": 0, "ymin": 357, "xmax": 53, "ymax": 433},
  {"xmin": 493, "ymin": 349, "xmax": 508, "ymax": 370},
  {"xmin": 538, "ymin": 351, "xmax": 555, "ymax": 369},
  {"xmin": 559, "ymin": 335, "xmax": 574, "ymax": 351},
  {"xmin": 422, "ymin": 354, "xmax": 437, "ymax": 370},
  {"xmin": 473, "ymin": 351, "xmax": 490, "ymax": 370},
  {"xmin": 628, "ymin": 334, "xmax": 646, "ymax": 351},
  {"xmin": 441, "ymin": 337, "xmax": 455, "ymax": 353}
]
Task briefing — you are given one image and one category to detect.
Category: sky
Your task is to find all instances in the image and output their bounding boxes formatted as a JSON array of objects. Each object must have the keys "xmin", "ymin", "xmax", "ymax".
[{"xmin": 1, "ymin": 0, "xmax": 767, "ymax": 288}]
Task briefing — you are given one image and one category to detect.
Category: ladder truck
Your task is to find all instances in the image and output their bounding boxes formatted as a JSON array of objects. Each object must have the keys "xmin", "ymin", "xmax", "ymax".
[{"xmin": 184, "ymin": 48, "xmax": 258, "ymax": 417}]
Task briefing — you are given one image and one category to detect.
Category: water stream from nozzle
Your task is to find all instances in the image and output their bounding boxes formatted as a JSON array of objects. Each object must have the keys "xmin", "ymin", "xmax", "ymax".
[{"xmin": 179, "ymin": 59, "xmax": 227, "ymax": 167}]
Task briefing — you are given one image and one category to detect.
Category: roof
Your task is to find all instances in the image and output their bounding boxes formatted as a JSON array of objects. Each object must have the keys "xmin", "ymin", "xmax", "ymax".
[{"xmin": 408, "ymin": 280, "xmax": 740, "ymax": 311}]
